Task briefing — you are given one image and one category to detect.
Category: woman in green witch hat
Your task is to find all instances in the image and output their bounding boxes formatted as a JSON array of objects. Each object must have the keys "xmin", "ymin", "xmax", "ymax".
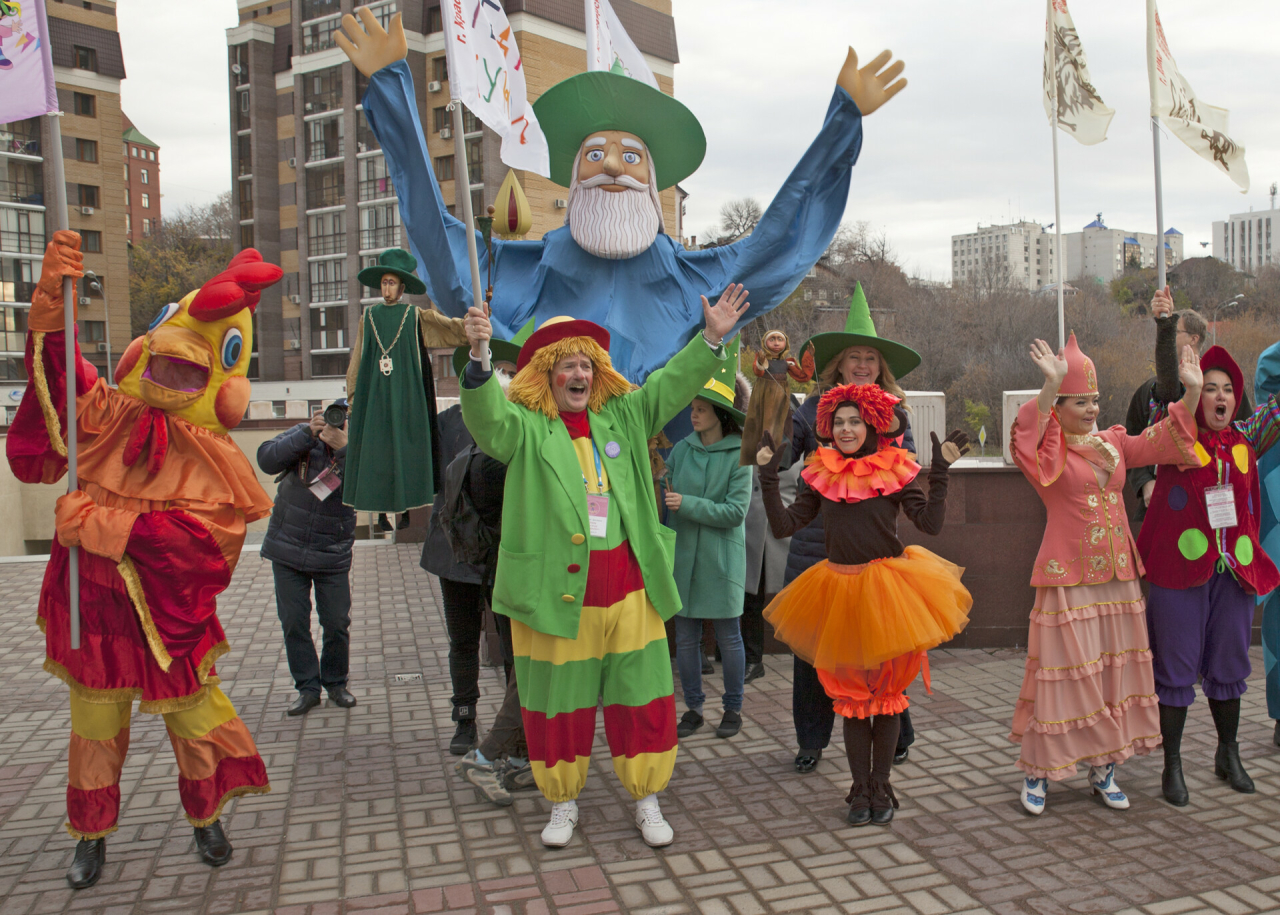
[
  {"xmin": 780, "ymin": 282, "xmax": 923, "ymax": 774},
  {"xmin": 343, "ymin": 248, "xmax": 469, "ymax": 515},
  {"xmin": 664, "ymin": 339, "xmax": 754, "ymax": 741}
]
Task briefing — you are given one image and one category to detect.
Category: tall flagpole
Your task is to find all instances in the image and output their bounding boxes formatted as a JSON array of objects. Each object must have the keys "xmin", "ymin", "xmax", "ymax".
[
  {"xmin": 450, "ymin": 101, "xmax": 491, "ymax": 371},
  {"xmin": 1049, "ymin": 0, "xmax": 1065, "ymax": 350},
  {"xmin": 1153, "ymin": 119, "xmax": 1166, "ymax": 289},
  {"xmin": 37, "ymin": 0, "xmax": 80, "ymax": 649}
]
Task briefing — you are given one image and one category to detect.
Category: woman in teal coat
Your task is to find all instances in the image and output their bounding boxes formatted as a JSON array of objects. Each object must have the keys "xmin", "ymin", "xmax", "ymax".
[{"xmin": 665, "ymin": 354, "xmax": 753, "ymax": 739}]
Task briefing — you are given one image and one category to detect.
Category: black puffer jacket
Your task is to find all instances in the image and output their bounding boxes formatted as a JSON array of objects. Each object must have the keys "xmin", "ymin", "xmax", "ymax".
[{"xmin": 258, "ymin": 424, "xmax": 357, "ymax": 572}]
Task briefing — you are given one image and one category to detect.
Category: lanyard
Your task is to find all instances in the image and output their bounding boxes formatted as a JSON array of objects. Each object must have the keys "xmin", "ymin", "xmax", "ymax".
[
  {"xmin": 581, "ymin": 439, "xmax": 605, "ymax": 494},
  {"xmin": 1214, "ymin": 445, "xmax": 1237, "ymax": 574}
]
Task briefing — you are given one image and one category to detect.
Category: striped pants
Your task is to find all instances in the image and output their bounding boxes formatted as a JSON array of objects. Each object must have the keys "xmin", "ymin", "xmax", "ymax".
[
  {"xmin": 67, "ymin": 685, "xmax": 269, "ymax": 839},
  {"xmin": 512, "ymin": 542, "xmax": 678, "ymax": 803}
]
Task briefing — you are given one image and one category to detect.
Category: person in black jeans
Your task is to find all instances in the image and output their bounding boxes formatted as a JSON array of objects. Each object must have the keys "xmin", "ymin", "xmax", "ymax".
[{"xmin": 258, "ymin": 404, "xmax": 358, "ymax": 716}]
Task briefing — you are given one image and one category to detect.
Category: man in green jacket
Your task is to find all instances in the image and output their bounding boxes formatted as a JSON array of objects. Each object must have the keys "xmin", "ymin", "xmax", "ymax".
[{"xmin": 459, "ymin": 285, "xmax": 749, "ymax": 848}]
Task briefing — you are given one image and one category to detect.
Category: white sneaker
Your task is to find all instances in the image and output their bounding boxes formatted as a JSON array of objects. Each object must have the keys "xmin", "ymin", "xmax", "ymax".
[
  {"xmin": 1020, "ymin": 777, "xmax": 1047, "ymax": 816},
  {"xmin": 540, "ymin": 801, "xmax": 578, "ymax": 847},
  {"xmin": 1089, "ymin": 763, "xmax": 1130, "ymax": 810},
  {"xmin": 635, "ymin": 797, "xmax": 674, "ymax": 847}
]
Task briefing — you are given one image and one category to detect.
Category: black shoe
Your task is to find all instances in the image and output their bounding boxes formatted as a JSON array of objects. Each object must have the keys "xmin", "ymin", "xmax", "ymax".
[
  {"xmin": 397, "ymin": 512, "xmax": 411, "ymax": 530},
  {"xmin": 869, "ymin": 778, "xmax": 898, "ymax": 825},
  {"xmin": 1214, "ymin": 741, "xmax": 1256, "ymax": 794},
  {"xmin": 870, "ymin": 805, "xmax": 895, "ymax": 825},
  {"xmin": 676, "ymin": 709, "xmax": 704, "ymax": 738},
  {"xmin": 893, "ymin": 748, "xmax": 909, "ymax": 765},
  {"xmin": 377, "ymin": 513, "xmax": 393, "ymax": 532},
  {"xmin": 1274, "ymin": 720, "xmax": 1280, "ymax": 748},
  {"xmin": 743, "ymin": 662, "xmax": 765, "ymax": 684},
  {"xmin": 287, "ymin": 692, "xmax": 321, "ymax": 717},
  {"xmin": 846, "ymin": 802, "xmax": 872, "ymax": 827},
  {"xmin": 450, "ymin": 719, "xmax": 477, "ymax": 756},
  {"xmin": 194, "ymin": 821, "xmax": 233, "ymax": 866},
  {"xmin": 326, "ymin": 686, "xmax": 357, "ymax": 708},
  {"xmin": 715, "ymin": 709, "xmax": 742, "ymax": 739},
  {"xmin": 67, "ymin": 838, "xmax": 105, "ymax": 889},
  {"xmin": 794, "ymin": 748, "xmax": 822, "ymax": 773},
  {"xmin": 1162, "ymin": 758, "xmax": 1189, "ymax": 806},
  {"xmin": 701, "ymin": 655, "xmax": 714, "ymax": 675}
]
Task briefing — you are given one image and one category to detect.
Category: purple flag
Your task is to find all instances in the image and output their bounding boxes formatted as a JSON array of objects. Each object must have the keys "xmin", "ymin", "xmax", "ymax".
[{"xmin": 0, "ymin": 0, "xmax": 58, "ymax": 123}]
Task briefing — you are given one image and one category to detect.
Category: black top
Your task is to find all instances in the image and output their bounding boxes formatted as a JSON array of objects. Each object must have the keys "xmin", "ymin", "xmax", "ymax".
[{"xmin": 258, "ymin": 424, "xmax": 356, "ymax": 573}]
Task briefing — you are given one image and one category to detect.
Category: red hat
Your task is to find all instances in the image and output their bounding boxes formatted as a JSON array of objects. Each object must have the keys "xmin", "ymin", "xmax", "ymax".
[
  {"xmin": 1196, "ymin": 345, "xmax": 1244, "ymax": 427},
  {"xmin": 516, "ymin": 316, "xmax": 611, "ymax": 371},
  {"xmin": 1059, "ymin": 332, "xmax": 1098, "ymax": 398},
  {"xmin": 816, "ymin": 383, "xmax": 900, "ymax": 438}
]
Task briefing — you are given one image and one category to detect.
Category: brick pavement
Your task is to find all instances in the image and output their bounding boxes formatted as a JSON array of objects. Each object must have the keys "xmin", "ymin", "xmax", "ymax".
[{"xmin": 1, "ymin": 543, "xmax": 1279, "ymax": 915}]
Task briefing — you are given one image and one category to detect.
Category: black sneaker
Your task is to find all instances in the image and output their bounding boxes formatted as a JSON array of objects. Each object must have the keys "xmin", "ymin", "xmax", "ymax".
[
  {"xmin": 450, "ymin": 719, "xmax": 477, "ymax": 755},
  {"xmin": 743, "ymin": 662, "xmax": 766, "ymax": 684},
  {"xmin": 676, "ymin": 709, "xmax": 704, "ymax": 738},
  {"xmin": 715, "ymin": 709, "xmax": 742, "ymax": 738}
]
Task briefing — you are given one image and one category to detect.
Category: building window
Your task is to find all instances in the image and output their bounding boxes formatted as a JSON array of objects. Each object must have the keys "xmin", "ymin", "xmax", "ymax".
[
  {"xmin": 432, "ymin": 107, "xmax": 449, "ymax": 133},
  {"xmin": 149, "ymin": 150, "xmax": 155, "ymax": 161},
  {"xmin": 74, "ymin": 46, "xmax": 98, "ymax": 72},
  {"xmin": 311, "ymin": 352, "xmax": 350, "ymax": 377},
  {"xmin": 142, "ymin": 218, "xmax": 153, "ymax": 237},
  {"xmin": 78, "ymin": 185, "xmax": 99, "ymax": 208},
  {"xmin": 310, "ymin": 304, "xmax": 347, "ymax": 351},
  {"xmin": 355, "ymin": 110, "xmax": 380, "ymax": 154},
  {"xmin": 73, "ymin": 93, "xmax": 95, "ymax": 117},
  {"xmin": 124, "ymin": 212, "xmax": 131, "ymax": 235},
  {"xmin": 131, "ymin": 146, "xmax": 138, "ymax": 157},
  {"xmin": 0, "ymin": 117, "xmax": 41, "ymax": 156},
  {"xmin": 432, "ymin": 56, "xmax": 448, "ymax": 83},
  {"xmin": 307, "ymin": 210, "xmax": 345, "ymax": 256},
  {"xmin": 367, "ymin": 1, "xmax": 398, "ymax": 30},
  {"xmin": 236, "ymin": 135, "xmax": 251, "ymax": 177},
  {"xmin": 239, "ymin": 223, "xmax": 253, "ymax": 248},
  {"xmin": 76, "ymin": 138, "xmax": 97, "ymax": 162},
  {"xmin": 359, "ymin": 202, "xmax": 399, "ymax": 251},
  {"xmin": 301, "ymin": 0, "xmax": 341, "ymax": 19},
  {"xmin": 466, "ymin": 136, "xmax": 483, "ymax": 184},
  {"xmin": 141, "ymin": 193, "xmax": 150, "ymax": 209},
  {"xmin": 305, "ymin": 114, "xmax": 343, "ymax": 162},
  {"xmin": 426, "ymin": 5, "xmax": 442, "ymax": 33},
  {"xmin": 358, "ymin": 155, "xmax": 394, "ymax": 201},
  {"xmin": 434, "ymin": 155, "xmax": 454, "ymax": 182},
  {"xmin": 0, "ymin": 256, "xmax": 38, "ymax": 306},
  {"xmin": 306, "ymin": 162, "xmax": 345, "ymax": 209},
  {"xmin": 236, "ymin": 88, "xmax": 251, "ymax": 131},
  {"xmin": 82, "ymin": 320, "xmax": 105, "ymax": 342},
  {"xmin": 124, "ymin": 187, "xmax": 129, "ymax": 205},
  {"xmin": 2, "ymin": 156, "xmax": 43, "ymax": 205},
  {"xmin": 309, "ymin": 257, "xmax": 347, "ymax": 303},
  {"xmin": 141, "ymin": 167, "xmax": 149, "ymax": 185},
  {"xmin": 82, "ymin": 230, "xmax": 102, "ymax": 253},
  {"xmin": 302, "ymin": 66, "xmax": 343, "ymax": 114},
  {"xmin": 238, "ymin": 180, "xmax": 253, "ymax": 220},
  {"xmin": 0, "ymin": 207, "xmax": 44, "ymax": 254}
]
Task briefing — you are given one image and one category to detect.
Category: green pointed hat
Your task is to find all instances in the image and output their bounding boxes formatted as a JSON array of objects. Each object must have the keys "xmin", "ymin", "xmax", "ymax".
[
  {"xmin": 802, "ymin": 282, "xmax": 920, "ymax": 381},
  {"xmin": 357, "ymin": 248, "xmax": 427, "ymax": 296},
  {"xmin": 452, "ymin": 318, "xmax": 535, "ymax": 377},
  {"xmin": 531, "ymin": 70, "xmax": 706, "ymax": 191},
  {"xmin": 694, "ymin": 336, "xmax": 746, "ymax": 423}
]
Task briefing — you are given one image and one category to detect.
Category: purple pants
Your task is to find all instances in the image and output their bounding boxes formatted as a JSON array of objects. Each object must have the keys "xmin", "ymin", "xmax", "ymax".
[{"xmin": 1147, "ymin": 570, "xmax": 1253, "ymax": 707}]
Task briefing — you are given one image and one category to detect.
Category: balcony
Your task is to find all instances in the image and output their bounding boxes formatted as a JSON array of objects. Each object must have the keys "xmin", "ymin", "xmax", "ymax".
[
  {"xmin": 307, "ymin": 234, "xmax": 346, "ymax": 256},
  {"xmin": 0, "ymin": 230, "xmax": 42, "ymax": 254},
  {"xmin": 359, "ymin": 226, "xmax": 398, "ymax": 250},
  {"xmin": 0, "ymin": 118, "xmax": 41, "ymax": 157},
  {"xmin": 301, "ymin": 16, "xmax": 340, "ymax": 55},
  {"xmin": 309, "ymin": 280, "xmax": 347, "ymax": 303},
  {"xmin": 358, "ymin": 176, "xmax": 395, "ymax": 202}
]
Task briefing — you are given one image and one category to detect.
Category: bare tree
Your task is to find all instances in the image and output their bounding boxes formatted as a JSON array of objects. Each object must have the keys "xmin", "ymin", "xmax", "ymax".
[{"xmin": 709, "ymin": 197, "xmax": 763, "ymax": 244}]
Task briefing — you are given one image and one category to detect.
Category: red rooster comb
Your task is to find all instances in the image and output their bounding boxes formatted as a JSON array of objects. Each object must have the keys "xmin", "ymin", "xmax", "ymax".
[{"xmin": 188, "ymin": 249, "xmax": 284, "ymax": 321}]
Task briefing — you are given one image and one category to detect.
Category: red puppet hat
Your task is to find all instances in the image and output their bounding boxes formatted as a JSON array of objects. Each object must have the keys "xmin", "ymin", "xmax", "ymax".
[
  {"xmin": 1195, "ymin": 345, "xmax": 1244, "ymax": 427},
  {"xmin": 816, "ymin": 382, "xmax": 900, "ymax": 439},
  {"xmin": 1059, "ymin": 332, "xmax": 1098, "ymax": 398},
  {"xmin": 516, "ymin": 316, "xmax": 611, "ymax": 371}
]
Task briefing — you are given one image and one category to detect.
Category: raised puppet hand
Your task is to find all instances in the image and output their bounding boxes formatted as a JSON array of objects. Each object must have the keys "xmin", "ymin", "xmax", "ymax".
[
  {"xmin": 930, "ymin": 430, "xmax": 970, "ymax": 468},
  {"xmin": 701, "ymin": 283, "xmax": 750, "ymax": 345},
  {"xmin": 30, "ymin": 231, "xmax": 84, "ymax": 333},
  {"xmin": 756, "ymin": 430, "xmax": 784, "ymax": 471},
  {"xmin": 836, "ymin": 48, "xmax": 907, "ymax": 116},
  {"xmin": 335, "ymin": 7, "xmax": 407, "ymax": 79}
]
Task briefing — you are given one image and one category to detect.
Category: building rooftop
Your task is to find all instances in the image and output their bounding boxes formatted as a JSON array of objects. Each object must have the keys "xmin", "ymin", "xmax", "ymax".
[
  {"xmin": 0, "ymin": 544, "xmax": 1276, "ymax": 914},
  {"xmin": 1166, "ymin": 227, "xmax": 1184, "ymax": 235}
]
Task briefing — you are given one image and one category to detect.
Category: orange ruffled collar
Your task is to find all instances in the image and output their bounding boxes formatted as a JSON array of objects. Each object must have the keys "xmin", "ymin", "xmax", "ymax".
[{"xmin": 801, "ymin": 445, "xmax": 921, "ymax": 503}]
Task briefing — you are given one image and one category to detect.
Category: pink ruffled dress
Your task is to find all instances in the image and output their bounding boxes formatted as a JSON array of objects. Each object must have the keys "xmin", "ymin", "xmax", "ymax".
[{"xmin": 1008, "ymin": 397, "xmax": 1198, "ymax": 780}]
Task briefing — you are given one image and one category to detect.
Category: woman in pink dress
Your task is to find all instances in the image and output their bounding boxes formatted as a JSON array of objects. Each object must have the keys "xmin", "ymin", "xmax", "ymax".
[{"xmin": 1008, "ymin": 334, "xmax": 1202, "ymax": 815}]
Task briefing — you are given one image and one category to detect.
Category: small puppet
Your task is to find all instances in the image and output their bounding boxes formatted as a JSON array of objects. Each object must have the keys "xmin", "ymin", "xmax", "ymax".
[{"xmin": 739, "ymin": 330, "xmax": 814, "ymax": 467}]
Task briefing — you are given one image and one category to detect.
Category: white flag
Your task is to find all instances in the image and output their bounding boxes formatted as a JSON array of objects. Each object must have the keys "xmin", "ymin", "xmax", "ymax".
[
  {"xmin": 1147, "ymin": 0, "xmax": 1249, "ymax": 191},
  {"xmin": 1043, "ymin": 0, "xmax": 1113, "ymax": 146},
  {"xmin": 585, "ymin": 0, "xmax": 658, "ymax": 89},
  {"xmin": 0, "ymin": 0, "xmax": 58, "ymax": 123},
  {"xmin": 441, "ymin": 0, "xmax": 549, "ymax": 176}
]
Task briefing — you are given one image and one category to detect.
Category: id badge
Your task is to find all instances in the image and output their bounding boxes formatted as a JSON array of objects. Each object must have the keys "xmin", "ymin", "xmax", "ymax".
[
  {"xmin": 587, "ymin": 493, "xmax": 609, "ymax": 538},
  {"xmin": 1205, "ymin": 484, "xmax": 1237, "ymax": 530},
  {"xmin": 309, "ymin": 466, "xmax": 341, "ymax": 501}
]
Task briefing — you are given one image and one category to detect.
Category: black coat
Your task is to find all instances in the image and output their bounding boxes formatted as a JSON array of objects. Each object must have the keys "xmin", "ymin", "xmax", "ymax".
[{"xmin": 258, "ymin": 424, "xmax": 356, "ymax": 573}]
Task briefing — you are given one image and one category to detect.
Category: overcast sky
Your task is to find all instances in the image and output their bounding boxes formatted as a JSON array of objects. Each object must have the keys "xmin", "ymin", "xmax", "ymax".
[{"xmin": 120, "ymin": 0, "xmax": 1280, "ymax": 281}]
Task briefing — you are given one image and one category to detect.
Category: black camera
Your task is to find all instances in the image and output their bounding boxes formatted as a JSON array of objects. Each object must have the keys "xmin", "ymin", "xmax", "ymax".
[{"xmin": 323, "ymin": 401, "xmax": 348, "ymax": 427}]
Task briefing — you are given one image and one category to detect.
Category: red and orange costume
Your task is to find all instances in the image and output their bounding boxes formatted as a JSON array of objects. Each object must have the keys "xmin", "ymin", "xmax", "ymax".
[{"xmin": 6, "ymin": 232, "xmax": 279, "ymax": 839}]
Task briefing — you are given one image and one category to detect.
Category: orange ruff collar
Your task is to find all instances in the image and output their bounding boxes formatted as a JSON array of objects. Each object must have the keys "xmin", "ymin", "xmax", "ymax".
[{"xmin": 801, "ymin": 444, "xmax": 920, "ymax": 504}]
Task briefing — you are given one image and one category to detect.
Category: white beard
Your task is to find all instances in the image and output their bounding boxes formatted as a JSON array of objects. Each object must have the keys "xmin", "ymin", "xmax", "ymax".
[{"xmin": 568, "ymin": 185, "xmax": 661, "ymax": 260}]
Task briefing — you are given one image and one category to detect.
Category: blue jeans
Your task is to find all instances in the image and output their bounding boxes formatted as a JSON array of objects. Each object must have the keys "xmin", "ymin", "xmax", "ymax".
[{"xmin": 674, "ymin": 616, "xmax": 745, "ymax": 713}]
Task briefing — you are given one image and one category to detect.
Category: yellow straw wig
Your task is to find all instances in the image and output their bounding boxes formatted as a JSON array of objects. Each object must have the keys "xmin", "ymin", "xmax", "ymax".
[{"xmin": 506, "ymin": 336, "xmax": 634, "ymax": 419}]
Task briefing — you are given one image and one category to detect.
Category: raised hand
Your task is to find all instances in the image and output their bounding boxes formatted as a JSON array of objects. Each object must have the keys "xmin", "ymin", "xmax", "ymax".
[
  {"xmin": 1177, "ymin": 343, "xmax": 1203, "ymax": 394},
  {"xmin": 1150, "ymin": 285, "xmax": 1174, "ymax": 320},
  {"xmin": 836, "ymin": 48, "xmax": 907, "ymax": 116},
  {"xmin": 701, "ymin": 283, "xmax": 750, "ymax": 345},
  {"xmin": 1029, "ymin": 338, "xmax": 1068, "ymax": 385},
  {"xmin": 335, "ymin": 7, "xmax": 407, "ymax": 78},
  {"xmin": 931, "ymin": 430, "xmax": 970, "ymax": 468},
  {"xmin": 464, "ymin": 305, "xmax": 492, "ymax": 360}
]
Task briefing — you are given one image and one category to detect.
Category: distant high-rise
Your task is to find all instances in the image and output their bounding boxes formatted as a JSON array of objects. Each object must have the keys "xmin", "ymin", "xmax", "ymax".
[
  {"xmin": 1062, "ymin": 214, "xmax": 1183, "ymax": 283},
  {"xmin": 951, "ymin": 221, "xmax": 1057, "ymax": 291},
  {"xmin": 121, "ymin": 113, "xmax": 160, "ymax": 244},
  {"xmin": 1212, "ymin": 206, "xmax": 1275, "ymax": 273}
]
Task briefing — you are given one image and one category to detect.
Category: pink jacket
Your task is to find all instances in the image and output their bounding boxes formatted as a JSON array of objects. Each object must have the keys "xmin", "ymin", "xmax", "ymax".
[{"xmin": 1010, "ymin": 397, "xmax": 1197, "ymax": 588}]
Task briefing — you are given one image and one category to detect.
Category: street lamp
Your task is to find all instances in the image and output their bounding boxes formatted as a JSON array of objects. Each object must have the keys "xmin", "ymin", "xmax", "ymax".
[
  {"xmin": 82, "ymin": 270, "xmax": 113, "ymax": 382},
  {"xmin": 1210, "ymin": 293, "xmax": 1244, "ymax": 345}
]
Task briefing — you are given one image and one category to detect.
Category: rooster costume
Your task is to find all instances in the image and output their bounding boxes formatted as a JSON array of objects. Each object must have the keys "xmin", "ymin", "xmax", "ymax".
[{"xmin": 6, "ymin": 233, "xmax": 277, "ymax": 879}]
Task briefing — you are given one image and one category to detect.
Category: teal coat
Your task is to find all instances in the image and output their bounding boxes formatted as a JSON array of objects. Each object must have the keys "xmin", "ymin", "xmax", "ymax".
[
  {"xmin": 666, "ymin": 432, "xmax": 752, "ymax": 619},
  {"xmin": 459, "ymin": 336, "xmax": 727, "ymax": 639}
]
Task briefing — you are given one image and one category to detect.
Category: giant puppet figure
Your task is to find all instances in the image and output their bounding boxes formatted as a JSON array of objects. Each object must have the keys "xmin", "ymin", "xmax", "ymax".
[
  {"xmin": 6, "ymin": 233, "xmax": 279, "ymax": 889},
  {"xmin": 335, "ymin": 9, "xmax": 907, "ymax": 383}
]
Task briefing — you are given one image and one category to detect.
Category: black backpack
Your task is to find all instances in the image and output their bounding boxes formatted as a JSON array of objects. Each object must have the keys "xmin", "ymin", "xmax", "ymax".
[{"xmin": 437, "ymin": 444, "xmax": 498, "ymax": 566}]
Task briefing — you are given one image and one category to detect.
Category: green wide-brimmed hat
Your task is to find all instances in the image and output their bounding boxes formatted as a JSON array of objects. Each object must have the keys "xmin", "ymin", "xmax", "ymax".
[
  {"xmin": 694, "ymin": 336, "xmax": 746, "ymax": 424},
  {"xmin": 357, "ymin": 248, "xmax": 426, "ymax": 296},
  {"xmin": 451, "ymin": 318, "xmax": 535, "ymax": 377},
  {"xmin": 531, "ymin": 70, "xmax": 706, "ymax": 190},
  {"xmin": 802, "ymin": 282, "xmax": 920, "ymax": 381}
]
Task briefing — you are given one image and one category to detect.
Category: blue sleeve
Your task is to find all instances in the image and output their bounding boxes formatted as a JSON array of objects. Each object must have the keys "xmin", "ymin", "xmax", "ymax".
[
  {"xmin": 257, "ymin": 424, "xmax": 313, "ymax": 474},
  {"xmin": 901, "ymin": 415, "xmax": 916, "ymax": 455},
  {"xmin": 675, "ymin": 88, "xmax": 864, "ymax": 336},
  {"xmin": 791, "ymin": 397, "xmax": 819, "ymax": 462}
]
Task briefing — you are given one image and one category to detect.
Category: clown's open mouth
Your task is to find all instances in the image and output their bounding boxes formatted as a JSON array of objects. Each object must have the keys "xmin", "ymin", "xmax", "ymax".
[
  {"xmin": 144, "ymin": 354, "xmax": 209, "ymax": 393},
  {"xmin": 567, "ymin": 380, "xmax": 589, "ymax": 398},
  {"xmin": 1216, "ymin": 403, "xmax": 1228, "ymax": 421}
]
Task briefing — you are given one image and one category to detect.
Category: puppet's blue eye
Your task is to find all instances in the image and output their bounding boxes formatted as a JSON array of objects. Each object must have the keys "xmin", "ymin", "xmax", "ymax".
[
  {"xmin": 586, "ymin": 149, "xmax": 604, "ymax": 162},
  {"xmin": 221, "ymin": 328, "xmax": 243, "ymax": 369},
  {"xmin": 148, "ymin": 302, "xmax": 179, "ymax": 331},
  {"xmin": 623, "ymin": 151, "xmax": 640, "ymax": 165}
]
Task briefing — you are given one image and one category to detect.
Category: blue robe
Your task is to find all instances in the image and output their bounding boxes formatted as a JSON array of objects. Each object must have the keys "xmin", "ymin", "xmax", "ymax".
[
  {"xmin": 362, "ymin": 61, "xmax": 865, "ymax": 383},
  {"xmin": 1255, "ymin": 340, "xmax": 1280, "ymax": 720}
]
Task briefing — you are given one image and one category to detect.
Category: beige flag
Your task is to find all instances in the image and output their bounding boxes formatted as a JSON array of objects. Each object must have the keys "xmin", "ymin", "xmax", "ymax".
[
  {"xmin": 1146, "ymin": 0, "xmax": 1249, "ymax": 191},
  {"xmin": 1043, "ymin": 0, "xmax": 1114, "ymax": 146}
]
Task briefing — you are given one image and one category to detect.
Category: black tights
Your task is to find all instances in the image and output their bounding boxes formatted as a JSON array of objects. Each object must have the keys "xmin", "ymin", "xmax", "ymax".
[{"xmin": 844, "ymin": 714, "xmax": 900, "ymax": 810}]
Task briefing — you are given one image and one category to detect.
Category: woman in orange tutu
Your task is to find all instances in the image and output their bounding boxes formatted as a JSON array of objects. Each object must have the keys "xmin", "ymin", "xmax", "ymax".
[{"xmin": 758, "ymin": 383, "xmax": 972, "ymax": 825}]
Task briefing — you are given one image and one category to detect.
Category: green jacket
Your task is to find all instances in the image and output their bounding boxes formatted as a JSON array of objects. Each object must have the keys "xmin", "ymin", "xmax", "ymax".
[
  {"xmin": 666, "ymin": 432, "xmax": 752, "ymax": 619},
  {"xmin": 459, "ymin": 335, "xmax": 727, "ymax": 639}
]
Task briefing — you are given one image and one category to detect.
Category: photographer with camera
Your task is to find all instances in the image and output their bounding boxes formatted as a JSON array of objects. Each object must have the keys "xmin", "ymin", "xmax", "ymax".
[{"xmin": 258, "ymin": 399, "xmax": 359, "ymax": 716}]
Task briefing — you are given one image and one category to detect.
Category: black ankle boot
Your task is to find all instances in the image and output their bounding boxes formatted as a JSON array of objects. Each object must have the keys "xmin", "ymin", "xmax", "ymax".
[
  {"xmin": 67, "ymin": 838, "xmax": 105, "ymax": 889},
  {"xmin": 194, "ymin": 820, "xmax": 233, "ymax": 866},
  {"xmin": 1209, "ymin": 697, "xmax": 1255, "ymax": 794},
  {"xmin": 1159, "ymin": 703, "xmax": 1189, "ymax": 806}
]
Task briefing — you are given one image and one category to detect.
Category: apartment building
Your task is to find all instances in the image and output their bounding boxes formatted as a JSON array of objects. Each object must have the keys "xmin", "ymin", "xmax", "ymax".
[
  {"xmin": 1062, "ymin": 214, "xmax": 1184, "ymax": 283},
  {"xmin": 951, "ymin": 221, "xmax": 1058, "ymax": 291},
  {"xmin": 122, "ymin": 113, "xmax": 160, "ymax": 243},
  {"xmin": 0, "ymin": 0, "xmax": 132, "ymax": 408},
  {"xmin": 226, "ymin": 0, "xmax": 680, "ymax": 385},
  {"xmin": 1212, "ymin": 206, "xmax": 1275, "ymax": 274}
]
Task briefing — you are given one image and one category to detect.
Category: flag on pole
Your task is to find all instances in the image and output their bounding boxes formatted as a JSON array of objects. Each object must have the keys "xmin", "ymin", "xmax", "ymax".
[
  {"xmin": 585, "ymin": 0, "xmax": 658, "ymax": 89},
  {"xmin": 441, "ymin": 0, "xmax": 549, "ymax": 176},
  {"xmin": 0, "ymin": 0, "xmax": 58, "ymax": 122},
  {"xmin": 1147, "ymin": 0, "xmax": 1249, "ymax": 191},
  {"xmin": 1043, "ymin": 0, "xmax": 1113, "ymax": 146}
]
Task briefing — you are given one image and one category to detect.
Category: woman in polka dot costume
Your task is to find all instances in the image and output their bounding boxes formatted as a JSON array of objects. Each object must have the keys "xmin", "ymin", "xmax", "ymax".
[
  {"xmin": 1138, "ymin": 292, "xmax": 1280, "ymax": 808},
  {"xmin": 1009, "ymin": 334, "xmax": 1202, "ymax": 816}
]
